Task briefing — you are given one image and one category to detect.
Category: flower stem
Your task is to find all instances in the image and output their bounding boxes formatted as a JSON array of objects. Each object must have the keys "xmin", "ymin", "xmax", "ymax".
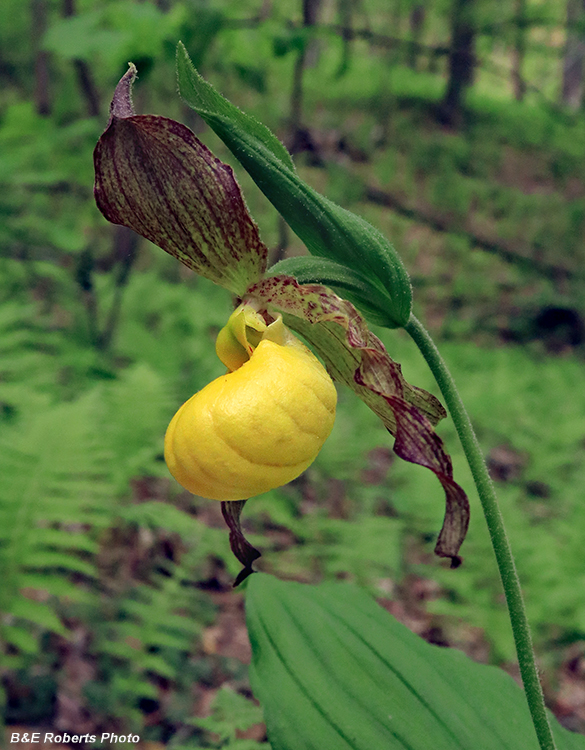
[{"xmin": 404, "ymin": 314, "xmax": 556, "ymax": 750}]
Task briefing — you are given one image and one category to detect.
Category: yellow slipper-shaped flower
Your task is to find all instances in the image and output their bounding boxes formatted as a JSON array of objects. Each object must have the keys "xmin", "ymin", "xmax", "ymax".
[{"xmin": 164, "ymin": 305, "xmax": 337, "ymax": 501}]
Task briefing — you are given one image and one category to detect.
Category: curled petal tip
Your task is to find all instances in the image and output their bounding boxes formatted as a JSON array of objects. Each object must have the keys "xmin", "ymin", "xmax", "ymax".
[
  {"xmin": 108, "ymin": 63, "xmax": 137, "ymax": 124},
  {"xmin": 221, "ymin": 500, "xmax": 261, "ymax": 586}
]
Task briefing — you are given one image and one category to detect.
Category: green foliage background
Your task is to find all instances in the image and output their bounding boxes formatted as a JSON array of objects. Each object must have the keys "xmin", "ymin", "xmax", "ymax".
[{"xmin": 1, "ymin": 0, "xmax": 585, "ymax": 745}]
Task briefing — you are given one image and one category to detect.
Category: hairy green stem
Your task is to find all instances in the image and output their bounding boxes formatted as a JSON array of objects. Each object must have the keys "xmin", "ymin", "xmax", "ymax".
[{"xmin": 404, "ymin": 314, "xmax": 556, "ymax": 750}]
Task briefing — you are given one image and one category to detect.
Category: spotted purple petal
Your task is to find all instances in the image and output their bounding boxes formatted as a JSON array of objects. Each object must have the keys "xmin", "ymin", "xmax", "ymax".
[{"xmin": 94, "ymin": 65, "xmax": 267, "ymax": 295}]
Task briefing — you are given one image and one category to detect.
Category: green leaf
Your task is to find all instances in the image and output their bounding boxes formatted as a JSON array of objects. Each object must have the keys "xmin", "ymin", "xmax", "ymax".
[
  {"xmin": 2, "ymin": 624, "xmax": 40, "ymax": 654},
  {"xmin": 212, "ymin": 686, "xmax": 265, "ymax": 732},
  {"xmin": 24, "ymin": 550, "xmax": 96, "ymax": 578},
  {"xmin": 176, "ymin": 43, "xmax": 412, "ymax": 328},
  {"xmin": 9, "ymin": 598, "xmax": 67, "ymax": 636},
  {"xmin": 176, "ymin": 45, "xmax": 294, "ymax": 171},
  {"xmin": 188, "ymin": 686, "xmax": 266, "ymax": 744},
  {"xmin": 246, "ymin": 574, "xmax": 585, "ymax": 750},
  {"xmin": 18, "ymin": 573, "xmax": 94, "ymax": 603},
  {"xmin": 25, "ymin": 528, "xmax": 99, "ymax": 554},
  {"xmin": 268, "ymin": 256, "xmax": 400, "ymax": 328},
  {"xmin": 111, "ymin": 673, "xmax": 158, "ymax": 701},
  {"xmin": 43, "ymin": 10, "xmax": 127, "ymax": 61}
]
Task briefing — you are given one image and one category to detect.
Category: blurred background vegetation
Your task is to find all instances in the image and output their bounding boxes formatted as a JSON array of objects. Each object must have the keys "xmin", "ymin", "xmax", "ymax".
[{"xmin": 2, "ymin": 0, "xmax": 585, "ymax": 746}]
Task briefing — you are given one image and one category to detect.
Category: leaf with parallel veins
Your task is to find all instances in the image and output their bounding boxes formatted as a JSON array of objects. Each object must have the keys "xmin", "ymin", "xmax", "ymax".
[
  {"xmin": 247, "ymin": 275, "xmax": 469, "ymax": 564},
  {"xmin": 246, "ymin": 575, "xmax": 585, "ymax": 750},
  {"xmin": 93, "ymin": 64, "xmax": 267, "ymax": 295}
]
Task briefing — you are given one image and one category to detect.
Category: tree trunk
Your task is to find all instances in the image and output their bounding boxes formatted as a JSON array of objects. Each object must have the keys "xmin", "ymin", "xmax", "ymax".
[
  {"xmin": 336, "ymin": 0, "xmax": 353, "ymax": 77},
  {"xmin": 407, "ymin": 5, "xmax": 426, "ymax": 71},
  {"xmin": 277, "ymin": 0, "xmax": 322, "ymax": 263},
  {"xmin": 63, "ymin": 0, "xmax": 101, "ymax": 117},
  {"xmin": 440, "ymin": 0, "xmax": 476, "ymax": 127},
  {"xmin": 511, "ymin": 0, "xmax": 527, "ymax": 101},
  {"xmin": 561, "ymin": 0, "xmax": 585, "ymax": 110},
  {"xmin": 289, "ymin": 0, "xmax": 321, "ymax": 146},
  {"xmin": 32, "ymin": 0, "xmax": 51, "ymax": 115}
]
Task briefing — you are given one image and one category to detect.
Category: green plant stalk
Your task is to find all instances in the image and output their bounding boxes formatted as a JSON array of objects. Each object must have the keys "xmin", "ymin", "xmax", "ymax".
[{"xmin": 404, "ymin": 313, "xmax": 556, "ymax": 750}]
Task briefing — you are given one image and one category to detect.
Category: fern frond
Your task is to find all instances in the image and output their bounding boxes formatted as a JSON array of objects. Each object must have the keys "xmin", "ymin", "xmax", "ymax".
[
  {"xmin": 100, "ymin": 363, "xmax": 175, "ymax": 490},
  {"xmin": 86, "ymin": 568, "xmax": 204, "ymax": 718},
  {"xmin": 0, "ymin": 390, "xmax": 116, "ymax": 652}
]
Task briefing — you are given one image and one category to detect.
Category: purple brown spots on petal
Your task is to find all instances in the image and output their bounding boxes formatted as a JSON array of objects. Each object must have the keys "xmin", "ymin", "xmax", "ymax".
[
  {"xmin": 94, "ymin": 72, "xmax": 268, "ymax": 295},
  {"xmin": 246, "ymin": 275, "xmax": 468, "ymax": 561}
]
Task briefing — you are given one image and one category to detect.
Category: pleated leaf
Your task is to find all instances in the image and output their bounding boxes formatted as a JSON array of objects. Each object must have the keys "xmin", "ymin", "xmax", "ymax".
[{"xmin": 246, "ymin": 574, "xmax": 585, "ymax": 750}]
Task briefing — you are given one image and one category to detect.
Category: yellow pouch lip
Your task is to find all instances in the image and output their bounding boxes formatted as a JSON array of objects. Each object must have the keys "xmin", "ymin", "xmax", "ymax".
[
  {"xmin": 166, "ymin": 301, "xmax": 337, "ymax": 502},
  {"xmin": 165, "ymin": 334, "xmax": 336, "ymax": 501}
]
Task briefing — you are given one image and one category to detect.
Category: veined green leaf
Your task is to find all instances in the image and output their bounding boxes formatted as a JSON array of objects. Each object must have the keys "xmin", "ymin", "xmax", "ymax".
[
  {"xmin": 177, "ymin": 43, "xmax": 412, "ymax": 329},
  {"xmin": 176, "ymin": 44, "xmax": 294, "ymax": 172},
  {"xmin": 246, "ymin": 574, "xmax": 585, "ymax": 750}
]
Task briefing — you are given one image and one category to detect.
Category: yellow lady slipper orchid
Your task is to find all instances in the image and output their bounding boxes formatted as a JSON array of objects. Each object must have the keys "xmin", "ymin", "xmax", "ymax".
[{"xmin": 164, "ymin": 305, "xmax": 337, "ymax": 501}]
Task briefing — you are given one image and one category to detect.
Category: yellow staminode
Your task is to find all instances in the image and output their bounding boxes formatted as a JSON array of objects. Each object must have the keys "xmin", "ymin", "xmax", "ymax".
[{"xmin": 164, "ymin": 304, "xmax": 337, "ymax": 501}]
